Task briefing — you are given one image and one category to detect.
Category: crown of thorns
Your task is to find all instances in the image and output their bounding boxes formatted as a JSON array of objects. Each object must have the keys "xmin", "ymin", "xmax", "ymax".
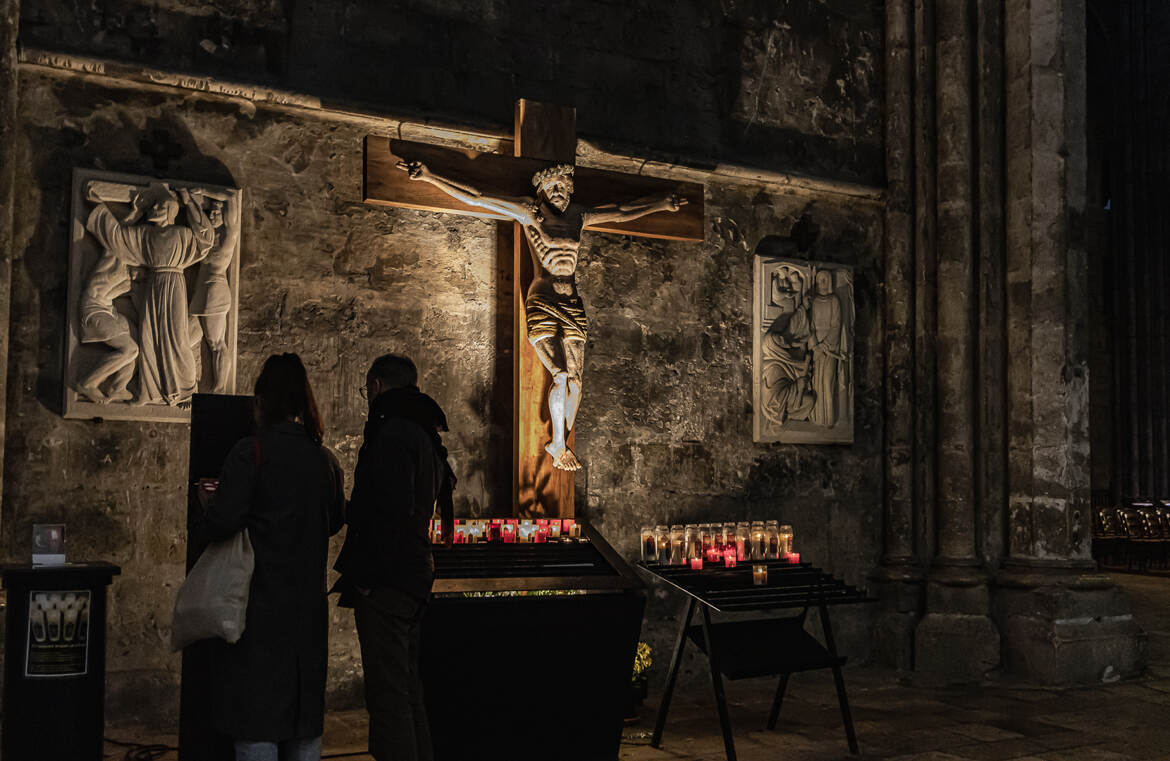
[{"xmin": 532, "ymin": 164, "xmax": 575, "ymax": 188}]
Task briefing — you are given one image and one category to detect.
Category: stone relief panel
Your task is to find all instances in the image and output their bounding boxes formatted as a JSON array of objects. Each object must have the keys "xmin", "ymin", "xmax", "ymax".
[
  {"xmin": 64, "ymin": 168, "xmax": 242, "ymax": 422},
  {"xmin": 753, "ymin": 256, "xmax": 854, "ymax": 444}
]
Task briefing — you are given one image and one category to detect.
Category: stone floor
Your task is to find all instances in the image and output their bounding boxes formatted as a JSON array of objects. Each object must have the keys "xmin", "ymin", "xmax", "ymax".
[{"xmin": 103, "ymin": 572, "xmax": 1170, "ymax": 761}]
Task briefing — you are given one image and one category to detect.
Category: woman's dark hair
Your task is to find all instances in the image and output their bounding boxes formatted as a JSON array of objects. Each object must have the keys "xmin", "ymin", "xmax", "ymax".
[{"xmin": 253, "ymin": 353, "xmax": 325, "ymax": 444}]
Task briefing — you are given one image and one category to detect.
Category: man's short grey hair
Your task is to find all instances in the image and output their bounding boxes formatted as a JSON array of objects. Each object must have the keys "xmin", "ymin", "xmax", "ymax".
[{"xmin": 368, "ymin": 353, "xmax": 417, "ymax": 390}]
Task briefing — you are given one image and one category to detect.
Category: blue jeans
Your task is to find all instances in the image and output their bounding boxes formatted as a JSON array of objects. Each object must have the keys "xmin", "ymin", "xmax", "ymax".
[{"xmin": 234, "ymin": 736, "xmax": 322, "ymax": 761}]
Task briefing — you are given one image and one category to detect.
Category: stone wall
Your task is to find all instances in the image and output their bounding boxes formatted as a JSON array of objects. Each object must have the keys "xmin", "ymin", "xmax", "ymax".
[{"xmin": 4, "ymin": 0, "xmax": 886, "ymax": 725}]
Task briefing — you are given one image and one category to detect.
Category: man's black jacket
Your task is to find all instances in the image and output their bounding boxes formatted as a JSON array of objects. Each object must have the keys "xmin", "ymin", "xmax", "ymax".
[{"xmin": 334, "ymin": 386, "xmax": 454, "ymax": 603}]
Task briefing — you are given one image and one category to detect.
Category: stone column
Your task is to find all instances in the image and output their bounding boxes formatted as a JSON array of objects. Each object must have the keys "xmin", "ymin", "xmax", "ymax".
[
  {"xmin": 996, "ymin": 0, "xmax": 1144, "ymax": 684},
  {"xmin": 872, "ymin": 0, "xmax": 923, "ymax": 672},
  {"xmin": 913, "ymin": 0, "xmax": 1000, "ymax": 681},
  {"xmin": 0, "ymin": 0, "xmax": 18, "ymax": 520}
]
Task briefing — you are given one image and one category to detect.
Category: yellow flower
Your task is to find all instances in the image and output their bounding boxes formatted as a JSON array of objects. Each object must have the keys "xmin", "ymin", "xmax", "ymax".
[{"xmin": 632, "ymin": 641, "xmax": 653, "ymax": 681}]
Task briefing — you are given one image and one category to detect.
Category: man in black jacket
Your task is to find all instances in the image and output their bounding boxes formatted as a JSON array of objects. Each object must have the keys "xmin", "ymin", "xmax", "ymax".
[{"xmin": 334, "ymin": 354, "xmax": 455, "ymax": 761}]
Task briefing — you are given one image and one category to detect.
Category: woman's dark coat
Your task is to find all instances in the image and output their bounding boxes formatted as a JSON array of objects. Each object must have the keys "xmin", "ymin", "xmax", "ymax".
[{"xmin": 202, "ymin": 420, "xmax": 344, "ymax": 741}]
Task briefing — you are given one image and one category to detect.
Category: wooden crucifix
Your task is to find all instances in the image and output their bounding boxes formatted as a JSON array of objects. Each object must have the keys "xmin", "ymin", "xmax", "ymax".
[{"xmin": 363, "ymin": 99, "xmax": 704, "ymax": 517}]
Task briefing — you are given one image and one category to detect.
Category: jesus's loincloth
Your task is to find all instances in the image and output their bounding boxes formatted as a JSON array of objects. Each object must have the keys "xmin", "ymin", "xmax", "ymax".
[{"xmin": 525, "ymin": 290, "xmax": 588, "ymax": 344}]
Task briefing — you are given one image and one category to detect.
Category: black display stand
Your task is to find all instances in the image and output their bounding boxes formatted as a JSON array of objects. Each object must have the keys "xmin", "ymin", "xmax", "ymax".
[
  {"xmin": 179, "ymin": 393, "xmax": 254, "ymax": 761},
  {"xmin": 422, "ymin": 524, "xmax": 646, "ymax": 761},
  {"xmin": 1, "ymin": 562, "xmax": 120, "ymax": 761},
  {"xmin": 638, "ymin": 560, "xmax": 875, "ymax": 761}
]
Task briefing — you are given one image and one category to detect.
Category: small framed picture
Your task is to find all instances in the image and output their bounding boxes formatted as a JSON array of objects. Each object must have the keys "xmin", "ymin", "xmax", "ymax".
[{"xmin": 32, "ymin": 524, "xmax": 66, "ymax": 566}]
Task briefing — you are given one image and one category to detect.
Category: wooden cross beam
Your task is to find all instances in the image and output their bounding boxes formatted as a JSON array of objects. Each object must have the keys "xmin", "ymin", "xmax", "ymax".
[{"xmin": 363, "ymin": 99, "xmax": 704, "ymax": 517}]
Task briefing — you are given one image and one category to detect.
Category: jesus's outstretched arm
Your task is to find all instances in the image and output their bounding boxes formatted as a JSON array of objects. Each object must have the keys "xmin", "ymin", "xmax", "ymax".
[
  {"xmin": 583, "ymin": 193, "xmax": 687, "ymax": 227},
  {"xmin": 397, "ymin": 160, "xmax": 535, "ymax": 225}
]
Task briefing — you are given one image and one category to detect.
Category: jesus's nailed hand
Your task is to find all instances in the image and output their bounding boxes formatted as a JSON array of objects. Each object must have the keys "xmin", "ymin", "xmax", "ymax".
[{"xmin": 396, "ymin": 160, "xmax": 428, "ymax": 180}]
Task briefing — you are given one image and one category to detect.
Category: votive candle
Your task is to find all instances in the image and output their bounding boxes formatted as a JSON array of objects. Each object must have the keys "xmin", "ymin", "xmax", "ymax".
[
  {"xmin": 690, "ymin": 557, "xmax": 703, "ymax": 571},
  {"xmin": 641, "ymin": 527, "xmax": 656, "ymax": 561},
  {"xmin": 723, "ymin": 554, "xmax": 737, "ymax": 568},
  {"xmin": 753, "ymin": 564, "xmax": 768, "ymax": 585}
]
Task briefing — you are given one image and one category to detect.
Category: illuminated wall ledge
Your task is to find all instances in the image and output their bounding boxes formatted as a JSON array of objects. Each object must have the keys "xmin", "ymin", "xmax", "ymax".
[{"xmin": 18, "ymin": 47, "xmax": 886, "ymax": 206}]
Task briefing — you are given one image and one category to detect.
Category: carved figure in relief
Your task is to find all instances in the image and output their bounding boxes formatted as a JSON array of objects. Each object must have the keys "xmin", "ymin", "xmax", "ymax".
[
  {"xmin": 397, "ymin": 160, "xmax": 685, "ymax": 471},
  {"xmin": 85, "ymin": 181, "xmax": 215, "ymax": 406},
  {"xmin": 189, "ymin": 190, "xmax": 239, "ymax": 393},
  {"xmin": 809, "ymin": 270, "xmax": 847, "ymax": 427},
  {"xmin": 74, "ymin": 182, "xmax": 140, "ymax": 402},
  {"xmin": 761, "ymin": 267, "xmax": 815, "ymax": 425}
]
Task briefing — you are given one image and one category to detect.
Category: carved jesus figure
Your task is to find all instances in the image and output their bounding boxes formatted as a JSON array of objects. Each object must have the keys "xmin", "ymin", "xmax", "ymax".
[{"xmin": 398, "ymin": 160, "xmax": 686, "ymax": 470}]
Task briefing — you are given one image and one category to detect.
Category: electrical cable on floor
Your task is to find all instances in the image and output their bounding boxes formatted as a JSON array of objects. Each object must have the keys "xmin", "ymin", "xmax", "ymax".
[
  {"xmin": 102, "ymin": 737, "xmax": 368, "ymax": 760},
  {"xmin": 104, "ymin": 736, "xmax": 178, "ymax": 761}
]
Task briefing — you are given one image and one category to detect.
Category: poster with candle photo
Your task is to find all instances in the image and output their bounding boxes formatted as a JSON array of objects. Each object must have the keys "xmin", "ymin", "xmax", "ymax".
[{"xmin": 25, "ymin": 590, "xmax": 91, "ymax": 677}]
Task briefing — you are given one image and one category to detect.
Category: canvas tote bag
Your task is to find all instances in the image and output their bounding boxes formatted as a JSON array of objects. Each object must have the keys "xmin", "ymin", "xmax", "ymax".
[{"xmin": 170, "ymin": 527, "xmax": 255, "ymax": 651}]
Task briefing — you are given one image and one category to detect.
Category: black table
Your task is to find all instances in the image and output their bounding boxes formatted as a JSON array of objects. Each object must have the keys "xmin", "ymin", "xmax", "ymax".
[
  {"xmin": 638, "ymin": 559, "xmax": 874, "ymax": 761},
  {"xmin": 423, "ymin": 523, "xmax": 646, "ymax": 761},
  {"xmin": 1, "ymin": 562, "xmax": 121, "ymax": 761}
]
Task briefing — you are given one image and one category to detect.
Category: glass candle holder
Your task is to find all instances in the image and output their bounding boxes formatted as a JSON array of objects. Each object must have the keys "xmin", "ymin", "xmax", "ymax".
[
  {"xmin": 487, "ymin": 519, "xmax": 502, "ymax": 543},
  {"xmin": 566, "ymin": 519, "xmax": 580, "ymax": 538},
  {"xmin": 701, "ymin": 524, "xmax": 713, "ymax": 556},
  {"xmin": 655, "ymin": 525, "xmax": 671, "ymax": 564},
  {"xmin": 779, "ymin": 524, "xmax": 794, "ymax": 556},
  {"xmin": 751, "ymin": 521, "xmax": 766, "ymax": 560},
  {"xmin": 736, "ymin": 522, "xmax": 750, "ymax": 560},
  {"xmin": 549, "ymin": 519, "xmax": 562, "ymax": 539},
  {"xmin": 723, "ymin": 553, "xmax": 737, "ymax": 568},
  {"xmin": 685, "ymin": 525, "xmax": 700, "ymax": 561},
  {"xmin": 690, "ymin": 556, "xmax": 703, "ymax": 570},
  {"xmin": 501, "ymin": 523, "xmax": 516, "ymax": 543},
  {"xmin": 753, "ymin": 564, "xmax": 768, "ymax": 586},
  {"xmin": 640, "ymin": 527, "xmax": 656, "ymax": 561},
  {"xmin": 670, "ymin": 524, "xmax": 685, "ymax": 565},
  {"xmin": 765, "ymin": 520, "xmax": 780, "ymax": 560}
]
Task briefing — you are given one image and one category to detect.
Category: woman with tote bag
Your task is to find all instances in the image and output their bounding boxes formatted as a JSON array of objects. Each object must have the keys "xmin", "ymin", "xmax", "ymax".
[{"xmin": 197, "ymin": 353, "xmax": 345, "ymax": 761}]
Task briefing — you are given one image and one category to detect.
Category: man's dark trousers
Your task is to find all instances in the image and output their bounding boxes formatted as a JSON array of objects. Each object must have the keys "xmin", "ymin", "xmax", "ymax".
[{"xmin": 354, "ymin": 587, "xmax": 433, "ymax": 761}]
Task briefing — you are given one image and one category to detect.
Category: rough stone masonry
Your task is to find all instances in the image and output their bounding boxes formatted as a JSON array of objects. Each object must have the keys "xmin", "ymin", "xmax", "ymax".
[{"xmin": 0, "ymin": 0, "xmax": 1145, "ymax": 728}]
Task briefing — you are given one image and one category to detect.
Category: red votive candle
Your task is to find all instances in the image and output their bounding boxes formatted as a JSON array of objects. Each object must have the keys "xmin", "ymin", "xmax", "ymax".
[
  {"xmin": 534, "ymin": 529, "xmax": 549, "ymax": 543},
  {"xmin": 788, "ymin": 553, "xmax": 801, "ymax": 564},
  {"xmin": 723, "ymin": 554, "xmax": 737, "ymax": 568},
  {"xmin": 502, "ymin": 524, "xmax": 516, "ymax": 544},
  {"xmin": 690, "ymin": 557, "xmax": 703, "ymax": 571}
]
